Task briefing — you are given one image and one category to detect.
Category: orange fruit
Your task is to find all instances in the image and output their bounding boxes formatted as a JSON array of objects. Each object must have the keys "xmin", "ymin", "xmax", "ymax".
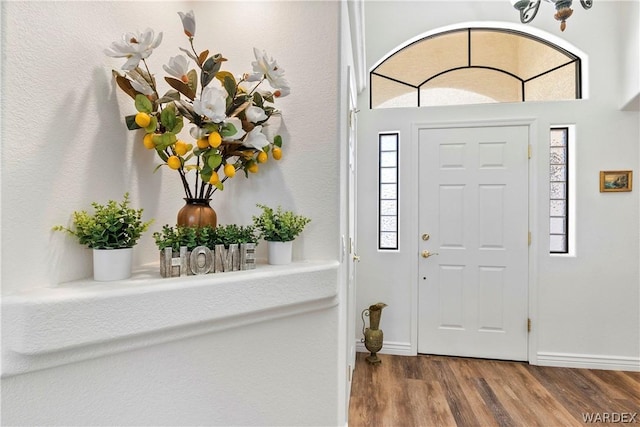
[
  {"xmin": 135, "ymin": 112, "xmax": 151, "ymax": 128},
  {"xmin": 196, "ymin": 138, "xmax": 209, "ymax": 149},
  {"xmin": 209, "ymin": 171, "xmax": 220, "ymax": 184},
  {"xmin": 142, "ymin": 133, "xmax": 155, "ymax": 149},
  {"xmin": 167, "ymin": 156, "xmax": 181, "ymax": 170},
  {"xmin": 208, "ymin": 131, "xmax": 222, "ymax": 148},
  {"xmin": 223, "ymin": 163, "xmax": 236, "ymax": 178},
  {"xmin": 272, "ymin": 147, "xmax": 282, "ymax": 160},
  {"xmin": 174, "ymin": 140, "xmax": 188, "ymax": 156},
  {"xmin": 247, "ymin": 162, "xmax": 259, "ymax": 173},
  {"xmin": 257, "ymin": 151, "xmax": 268, "ymax": 163}
]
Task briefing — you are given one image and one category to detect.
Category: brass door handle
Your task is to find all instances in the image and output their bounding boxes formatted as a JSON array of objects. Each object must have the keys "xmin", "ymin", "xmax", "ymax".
[
  {"xmin": 353, "ymin": 255, "xmax": 361, "ymax": 262},
  {"xmin": 421, "ymin": 250, "xmax": 439, "ymax": 258}
]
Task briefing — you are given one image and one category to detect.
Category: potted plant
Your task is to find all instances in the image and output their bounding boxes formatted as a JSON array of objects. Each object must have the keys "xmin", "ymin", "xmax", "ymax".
[
  {"xmin": 54, "ymin": 193, "xmax": 154, "ymax": 281},
  {"xmin": 252, "ymin": 204, "xmax": 310, "ymax": 265},
  {"xmin": 152, "ymin": 224, "xmax": 258, "ymax": 251}
]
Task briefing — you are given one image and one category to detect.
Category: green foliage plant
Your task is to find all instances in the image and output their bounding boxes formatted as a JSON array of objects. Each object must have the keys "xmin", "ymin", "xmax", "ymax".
[
  {"xmin": 252, "ymin": 204, "xmax": 311, "ymax": 242},
  {"xmin": 209, "ymin": 224, "xmax": 258, "ymax": 247},
  {"xmin": 153, "ymin": 224, "xmax": 258, "ymax": 251},
  {"xmin": 54, "ymin": 193, "xmax": 153, "ymax": 249},
  {"xmin": 152, "ymin": 225, "xmax": 198, "ymax": 251}
]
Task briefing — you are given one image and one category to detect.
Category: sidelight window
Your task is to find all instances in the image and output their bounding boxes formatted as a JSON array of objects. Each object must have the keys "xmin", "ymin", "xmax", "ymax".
[
  {"xmin": 549, "ymin": 126, "xmax": 574, "ymax": 254},
  {"xmin": 379, "ymin": 133, "xmax": 399, "ymax": 250}
]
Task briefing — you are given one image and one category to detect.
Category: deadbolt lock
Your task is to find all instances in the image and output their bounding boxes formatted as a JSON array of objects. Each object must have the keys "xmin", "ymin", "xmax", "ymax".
[{"xmin": 422, "ymin": 233, "xmax": 430, "ymax": 241}]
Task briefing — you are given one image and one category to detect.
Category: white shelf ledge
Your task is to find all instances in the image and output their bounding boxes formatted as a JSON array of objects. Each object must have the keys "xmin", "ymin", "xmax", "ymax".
[{"xmin": 2, "ymin": 260, "xmax": 339, "ymax": 377}]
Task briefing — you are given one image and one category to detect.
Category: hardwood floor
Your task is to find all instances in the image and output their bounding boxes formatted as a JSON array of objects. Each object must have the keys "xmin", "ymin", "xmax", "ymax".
[{"xmin": 348, "ymin": 353, "xmax": 640, "ymax": 427}]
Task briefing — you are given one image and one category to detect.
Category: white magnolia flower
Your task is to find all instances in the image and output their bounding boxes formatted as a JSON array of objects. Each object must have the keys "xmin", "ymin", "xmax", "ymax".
[
  {"xmin": 163, "ymin": 55, "xmax": 190, "ymax": 82},
  {"xmin": 178, "ymin": 10, "xmax": 196, "ymax": 38},
  {"xmin": 248, "ymin": 48, "xmax": 290, "ymax": 96},
  {"xmin": 243, "ymin": 126, "xmax": 269, "ymax": 150},
  {"xmin": 105, "ymin": 28, "xmax": 163, "ymax": 71},
  {"xmin": 222, "ymin": 117, "xmax": 246, "ymax": 141},
  {"xmin": 127, "ymin": 69, "xmax": 154, "ymax": 95},
  {"xmin": 193, "ymin": 83, "xmax": 227, "ymax": 123},
  {"xmin": 245, "ymin": 105, "xmax": 267, "ymax": 123},
  {"xmin": 274, "ymin": 84, "xmax": 290, "ymax": 98}
]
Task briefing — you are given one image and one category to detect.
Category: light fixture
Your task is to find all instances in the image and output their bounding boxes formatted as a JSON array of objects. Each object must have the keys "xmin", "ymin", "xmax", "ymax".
[{"xmin": 510, "ymin": 0, "xmax": 593, "ymax": 31}]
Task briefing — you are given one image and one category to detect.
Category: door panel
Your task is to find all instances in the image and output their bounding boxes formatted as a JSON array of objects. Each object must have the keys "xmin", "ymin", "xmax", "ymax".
[{"xmin": 418, "ymin": 125, "xmax": 529, "ymax": 361}]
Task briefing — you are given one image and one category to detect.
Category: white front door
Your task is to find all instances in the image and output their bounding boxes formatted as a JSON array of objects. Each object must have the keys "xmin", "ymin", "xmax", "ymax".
[{"xmin": 417, "ymin": 125, "xmax": 529, "ymax": 361}]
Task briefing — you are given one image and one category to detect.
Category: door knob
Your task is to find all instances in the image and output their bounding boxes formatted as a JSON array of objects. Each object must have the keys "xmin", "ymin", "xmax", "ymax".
[{"xmin": 421, "ymin": 250, "xmax": 439, "ymax": 258}]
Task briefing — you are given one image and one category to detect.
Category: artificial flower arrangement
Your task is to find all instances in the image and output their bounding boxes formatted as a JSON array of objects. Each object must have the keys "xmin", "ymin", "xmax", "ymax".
[{"xmin": 105, "ymin": 10, "xmax": 288, "ymax": 200}]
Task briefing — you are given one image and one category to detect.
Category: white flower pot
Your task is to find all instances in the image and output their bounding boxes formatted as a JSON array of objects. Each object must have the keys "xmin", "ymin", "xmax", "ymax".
[
  {"xmin": 93, "ymin": 248, "xmax": 133, "ymax": 281},
  {"xmin": 267, "ymin": 241, "xmax": 293, "ymax": 265}
]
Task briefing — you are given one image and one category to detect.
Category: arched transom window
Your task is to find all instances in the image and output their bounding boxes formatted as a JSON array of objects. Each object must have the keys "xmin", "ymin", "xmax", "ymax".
[{"xmin": 370, "ymin": 27, "xmax": 583, "ymax": 108}]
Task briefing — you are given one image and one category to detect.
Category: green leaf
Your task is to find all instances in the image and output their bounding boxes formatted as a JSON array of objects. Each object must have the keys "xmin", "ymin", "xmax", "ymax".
[
  {"xmin": 187, "ymin": 69, "xmax": 198, "ymax": 93},
  {"xmin": 201, "ymin": 71, "xmax": 216, "ymax": 89},
  {"xmin": 135, "ymin": 94, "xmax": 153, "ymax": 113},
  {"xmin": 156, "ymin": 133, "xmax": 177, "ymax": 151},
  {"xmin": 207, "ymin": 153, "xmax": 222, "ymax": 169},
  {"xmin": 164, "ymin": 76, "xmax": 196, "ymax": 101},
  {"xmin": 274, "ymin": 135, "xmax": 283, "ymax": 148},
  {"xmin": 213, "ymin": 181, "xmax": 224, "ymax": 191},
  {"xmin": 144, "ymin": 116, "xmax": 157, "ymax": 133},
  {"xmin": 252, "ymin": 92, "xmax": 264, "ymax": 108},
  {"xmin": 200, "ymin": 166, "xmax": 212, "ymax": 183},
  {"xmin": 157, "ymin": 89, "xmax": 181, "ymax": 104},
  {"xmin": 174, "ymin": 100, "xmax": 195, "ymax": 122},
  {"xmin": 263, "ymin": 92, "xmax": 275, "ymax": 103},
  {"xmin": 125, "ymin": 115, "xmax": 141, "ymax": 130},
  {"xmin": 223, "ymin": 75, "xmax": 236, "ymax": 98},
  {"xmin": 220, "ymin": 122, "xmax": 237, "ymax": 138},
  {"xmin": 202, "ymin": 56, "xmax": 216, "ymax": 73},
  {"xmin": 160, "ymin": 106, "xmax": 177, "ymax": 132},
  {"xmin": 153, "ymin": 163, "xmax": 164, "ymax": 173}
]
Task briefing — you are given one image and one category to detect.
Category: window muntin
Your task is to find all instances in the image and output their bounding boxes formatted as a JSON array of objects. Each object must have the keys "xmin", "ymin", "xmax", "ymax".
[
  {"xmin": 550, "ymin": 127, "xmax": 569, "ymax": 254},
  {"xmin": 379, "ymin": 133, "xmax": 399, "ymax": 250},
  {"xmin": 370, "ymin": 27, "xmax": 582, "ymax": 108}
]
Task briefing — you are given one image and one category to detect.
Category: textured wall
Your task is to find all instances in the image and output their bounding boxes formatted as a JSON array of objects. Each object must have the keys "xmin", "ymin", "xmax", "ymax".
[
  {"xmin": 1, "ymin": 1, "xmax": 345, "ymax": 426},
  {"xmin": 358, "ymin": 1, "xmax": 639, "ymax": 367},
  {"xmin": 1, "ymin": 1, "xmax": 340, "ymax": 295}
]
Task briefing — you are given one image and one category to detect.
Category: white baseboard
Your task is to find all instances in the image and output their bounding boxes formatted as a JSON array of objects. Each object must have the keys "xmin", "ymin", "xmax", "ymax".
[
  {"xmin": 356, "ymin": 340, "xmax": 414, "ymax": 356},
  {"xmin": 536, "ymin": 351, "xmax": 640, "ymax": 372}
]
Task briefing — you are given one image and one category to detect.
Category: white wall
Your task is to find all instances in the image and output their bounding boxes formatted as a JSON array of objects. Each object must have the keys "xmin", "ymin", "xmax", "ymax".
[
  {"xmin": 1, "ymin": 0, "xmax": 340, "ymax": 295},
  {"xmin": 357, "ymin": 1, "xmax": 639, "ymax": 369},
  {"xmin": 1, "ymin": 1, "xmax": 348, "ymax": 426},
  {"xmin": 619, "ymin": 0, "xmax": 640, "ymax": 110}
]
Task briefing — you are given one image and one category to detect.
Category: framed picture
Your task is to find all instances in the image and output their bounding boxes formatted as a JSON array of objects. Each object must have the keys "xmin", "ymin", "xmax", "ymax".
[{"xmin": 600, "ymin": 170, "xmax": 633, "ymax": 192}]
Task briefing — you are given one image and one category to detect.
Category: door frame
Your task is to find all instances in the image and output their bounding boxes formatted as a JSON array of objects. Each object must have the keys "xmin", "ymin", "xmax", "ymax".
[{"xmin": 409, "ymin": 118, "xmax": 540, "ymax": 363}]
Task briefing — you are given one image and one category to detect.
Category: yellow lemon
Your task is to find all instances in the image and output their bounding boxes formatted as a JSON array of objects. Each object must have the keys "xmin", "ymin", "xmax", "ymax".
[
  {"xmin": 224, "ymin": 163, "xmax": 236, "ymax": 178},
  {"xmin": 209, "ymin": 171, "xmax": 220, "ymax": 184},
  {"xmin": 167, "ymin": 156, "xmax": 181, "ymax": 170},
  {"xmin": 272, "ymin": 147, "xmax": 283, "ymax": 160},
  {"xmin": 174, "ymin": 140, "xmax": 188, "ymax": 156},
  {"xmin": 247, "ymin": 162, "xmax": 259, "ymax": 174},
  {"xmin": 208, "ymin": 132, "xmax": 222, "ymax": 148},
  {"xmin": 196, "ymin": 138, "xmax": 209, "ymax": 149},
  {"xmin": 257, "ymin": 151, "xmax": 268, "ymax": 164},
  {"xmin": 135, "ymin": 112, "xmax": 151, "ymax": 128},
  {"xmin": 142, "ymin": 133, "xmax": 155, "ymax": 149}
]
